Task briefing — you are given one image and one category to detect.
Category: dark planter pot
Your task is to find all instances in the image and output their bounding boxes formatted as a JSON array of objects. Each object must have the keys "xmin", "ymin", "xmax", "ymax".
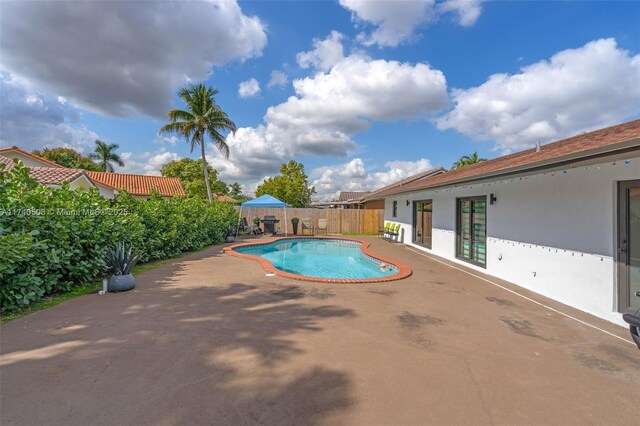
[
  {"xmin": 292, "ymin": 222, "xmax": 299, "ymax": 235},
  {"xmin": 109, "ymin": 273, "xmax": 135, "ymax": 292},
  {"xmin": 226, "ymin": 236, "xmax": 235, "ymax": 243}
]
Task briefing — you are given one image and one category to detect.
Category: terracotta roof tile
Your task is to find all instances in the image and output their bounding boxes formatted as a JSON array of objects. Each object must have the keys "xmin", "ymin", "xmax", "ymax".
[
  {"xmin": 376, "ymin": 119, "xmax": 640, "ymax": 198},
  {"xmin": 0, "ymin": 155, "xmax": 88, "ymax": 184},
  {"xmin": 86, "ymin": 171, "xmax": 186, "ymax": 197},
  {"xmin": 0, "ymin": 155, "xmax": 15, "ymax": 171},
  {"xmin": 28, "ymin": 167, "xmax": 87, "ymax": 185},
  {"xmin": 0, "ymin": 146, "xmax": 64, "ymax": 168}
]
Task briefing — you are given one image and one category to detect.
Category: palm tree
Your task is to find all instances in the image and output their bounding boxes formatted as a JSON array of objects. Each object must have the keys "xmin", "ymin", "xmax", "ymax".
[
  {"xmin": 89, "ymin": 140, "xmax": 125, "ymax": 172},
  {"xmin": 451, "ymin": 152, "xmax": 487, "ymax": 169},
  {"xmin": 160, "ymin": 83, "xmax": 236, "ymax": 203}
]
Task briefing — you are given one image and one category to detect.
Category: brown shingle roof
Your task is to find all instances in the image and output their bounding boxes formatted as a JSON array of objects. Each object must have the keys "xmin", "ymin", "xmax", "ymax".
[
  {"xmin": 86, "ymin": 171, "xmax": 186, "ymax": 197},
  {"xmin": 364, "ymin": 167, "xmax": 445, "ymax": 201},
  {"xmin": 338, "ymin": 191, "xmax": 370, "ymax": 202},
  {"xmin": 215, "ymin": 193, "xmax": 237, "ymax": 202},
  {"xmin": 375, "ymin": 119, "xmax": 640, "ymax": 198},
  {"xmin": 0, "ymin": 146, "xmax": 64, "ymax": 168}
]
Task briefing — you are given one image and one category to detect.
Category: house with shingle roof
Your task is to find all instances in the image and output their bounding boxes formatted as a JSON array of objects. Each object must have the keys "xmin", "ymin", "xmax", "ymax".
[
  {"xmin": 0, "ymin": 146, "xmax": 185, "ymax": 199},
  {"xmin": 371, "ymin": 119, "xmax": 640, "ymax": 325}
]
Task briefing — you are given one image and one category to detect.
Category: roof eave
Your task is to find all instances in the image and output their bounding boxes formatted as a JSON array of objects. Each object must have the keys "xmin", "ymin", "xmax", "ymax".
[{"xmin": 383, "ymin": 137, "xmax": 640, "ymax": 197}]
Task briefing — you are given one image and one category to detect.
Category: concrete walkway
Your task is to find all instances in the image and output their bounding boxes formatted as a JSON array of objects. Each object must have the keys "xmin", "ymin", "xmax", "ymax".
[{"xmin": 1, "ymin": 237, "xmax": 639, "ymax": 425}]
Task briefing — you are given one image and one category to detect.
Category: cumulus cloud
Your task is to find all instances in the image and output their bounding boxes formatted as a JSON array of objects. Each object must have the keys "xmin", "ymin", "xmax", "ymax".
[
  {"xmin": 0, "ymin": 0, "xmax": 267, "ymax": 117},
  {"xmin": 438, "ymin": 0, "xmax": 483, "ymax": 27},
  {"xmin": 296, "ymin": 31, "xmax": 345, "ymax": 71},
  {"xmin": 339, "ymin": 0, "xmax": 483, "ymax": 47},
  {"xmin": 437, "ymin": 38, "xmax": 640, "ymax": 152},
  {"xmin": 340, "ymin": 0, "xmax": 435, "ymax": 47},
  {"xmin": 311, "ymin": 158, "xmax": 434, "ymax": 201},
  {"xmin": 267, "ymin": 70, "xmax": 289, "ymax": 89},
  {"xmin": 238, "ymin": 78, "xmax": 261, "ymax": 98},
  {"xmin": 117, "ymin": 150, "xmax": 181, "ymax": 176},
  {"xmin": 209, "ymin": 33, "xmax": 449, "ymax": 185},
  {"xmin": 0, "ymin": 72, "xmax": 99, "ymax": 152}
]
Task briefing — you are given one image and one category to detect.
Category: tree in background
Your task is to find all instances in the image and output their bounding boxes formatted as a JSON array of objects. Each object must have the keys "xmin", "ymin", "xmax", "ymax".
[
  {"xmin": 88, "ymin": 139, "xmax": 125, "ymax": 172},
  {"xmin": 228, "ymin": 182, "xmax": 248, "ymax": 202},
  {"xmin": 161, "ymin": 158, "xmax": 228, "ymax": 199},
  {"xmin": 32, "ymin": 147, "xmax": 101, "ymax": 171},
  {"xmin": 255, "ymin": 160, "xmax": 316, "ymax": 207},
  {"xmin": 160, "ymin": 83, "xmax": 236, "ymax": 203},
  {"xmin": 451, "ymin": 152, "xmax": 487, "ymax": 169}
]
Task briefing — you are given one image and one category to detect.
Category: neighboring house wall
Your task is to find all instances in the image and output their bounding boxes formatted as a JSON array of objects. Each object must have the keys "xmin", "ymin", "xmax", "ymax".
[
  {"xmin": 92, "ymin": 182, "xmax": 117, "ymax": 199},
  {"xmin": 2, "ymin": 151, "xmax": 56, "ymax": 168},
  {"xmin": 67, "ymin": 175, "xmax": 96, "ymax": 192},
  {"xmin": 385, "ymin": 156, "xmax": 640, "ymax": 325},
  {"xmin": 364, "ymin": 199, "xmax": 384, "ymax": 209}
]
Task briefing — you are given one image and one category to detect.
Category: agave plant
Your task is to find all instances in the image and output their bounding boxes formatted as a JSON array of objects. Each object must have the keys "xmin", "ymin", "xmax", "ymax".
[{"xmin": 103, "ymin": 242, "xmax": 142, "ymax": 276}]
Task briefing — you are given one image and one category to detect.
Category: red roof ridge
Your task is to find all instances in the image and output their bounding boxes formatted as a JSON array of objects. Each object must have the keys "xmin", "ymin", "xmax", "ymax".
[
  {"xmin": 85, "ymin": 170, "xmax": 186, "ymax": 196},
  {"xmin": 87, "ymin": 170, "xmax": 179, "ymax": 179},
  {"xmin": 0, "ymin": 146, "xmax": 65, "ymax": 168}
]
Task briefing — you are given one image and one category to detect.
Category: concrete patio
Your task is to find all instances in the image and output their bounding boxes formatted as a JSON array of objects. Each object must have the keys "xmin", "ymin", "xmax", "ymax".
[{"xmin": 1, "ymin": 237, "xmax": 639, "ymax": 425}]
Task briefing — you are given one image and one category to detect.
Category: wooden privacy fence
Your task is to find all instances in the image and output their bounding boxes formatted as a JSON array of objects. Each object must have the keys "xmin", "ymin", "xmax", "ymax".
[{"xmin": 236, "ymin": 207, "xmax": 384, "ymax": 235}]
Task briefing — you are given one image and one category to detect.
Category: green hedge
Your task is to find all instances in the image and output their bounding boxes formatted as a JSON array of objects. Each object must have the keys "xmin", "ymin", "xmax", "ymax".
[{"xmin": 0, "ymin": 162, "xmax": 237, "ymax": 310}]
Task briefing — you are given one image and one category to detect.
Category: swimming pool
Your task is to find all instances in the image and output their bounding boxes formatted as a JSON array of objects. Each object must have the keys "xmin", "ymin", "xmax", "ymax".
[{"xmin": 226, "ymin": 237, "xmax": 411, "ymax": 283}]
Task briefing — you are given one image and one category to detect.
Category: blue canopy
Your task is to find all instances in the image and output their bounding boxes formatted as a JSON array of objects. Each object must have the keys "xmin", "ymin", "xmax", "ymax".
[{"xmin": 241, "ymin": 194, "xmax": 287, "ymax": 208}]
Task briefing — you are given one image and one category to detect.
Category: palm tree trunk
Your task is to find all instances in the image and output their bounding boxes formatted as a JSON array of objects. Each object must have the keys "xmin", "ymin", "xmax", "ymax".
[{"xmin": 200, "ymin": 136, "xmax": 214, "ymax": 203}]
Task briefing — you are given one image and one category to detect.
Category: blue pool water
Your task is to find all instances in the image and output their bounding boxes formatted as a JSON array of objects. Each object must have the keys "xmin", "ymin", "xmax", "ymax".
[{"xmin": 234, "ymin": 239, "xmax": 398, "ymax": 279}]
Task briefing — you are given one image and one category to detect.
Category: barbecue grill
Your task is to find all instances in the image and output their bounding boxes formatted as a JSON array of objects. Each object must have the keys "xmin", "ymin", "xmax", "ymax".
[{"xmin": 260, "ymin": 215, "xmax": 280, "ymax": 235}]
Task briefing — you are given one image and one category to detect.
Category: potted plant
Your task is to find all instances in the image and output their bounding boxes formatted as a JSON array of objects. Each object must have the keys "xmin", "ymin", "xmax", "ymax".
[
  {"xmin": 253, "ymin": 216, "xmax": 261, "ymax": 233},
  {"xmin": 291, "ymin": 217, "xmax": 299, "ymax": 235},
  {"xmin": 103, "ymin": 242, "xmax": 142, "ymax": 292},
  {"xmin": 226, "ymin": 226, "xmax": 236, "ymax": 243}
]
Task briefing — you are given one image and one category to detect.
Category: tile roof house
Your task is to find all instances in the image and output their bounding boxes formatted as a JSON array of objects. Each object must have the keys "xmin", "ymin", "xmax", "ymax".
[
  {"xmin": 1, "ymin": 153, "xmax": 98, "ymax": 193},
  {"xmin": 0, "ymin": 146, "xmax": 185, "ymax": 199},
  {"xmin": 86, "ymin": 171, "xmax": 186, "ymax": 198}
]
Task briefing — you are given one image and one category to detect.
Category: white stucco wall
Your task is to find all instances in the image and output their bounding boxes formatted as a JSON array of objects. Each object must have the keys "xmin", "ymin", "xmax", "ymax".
[
  {"xmin": 92, "ymin": 183, "xmax": 116, "ymax": 199},
  {"xmin": 5, "ymin": 151, "xmax": 56, "ymax": 168},
  {"xmin": 385, "ymin": 157, "xmax": 640, "ymax": 325}
]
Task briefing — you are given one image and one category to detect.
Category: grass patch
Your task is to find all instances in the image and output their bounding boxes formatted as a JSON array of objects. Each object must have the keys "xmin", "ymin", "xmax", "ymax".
[
  {"xmin": 1, "ymin": 245, "xmax": 213, "ymax": 323},
  {"xmin": 1, "ymin": 281, "xmax": 101, "ymax": 323}
]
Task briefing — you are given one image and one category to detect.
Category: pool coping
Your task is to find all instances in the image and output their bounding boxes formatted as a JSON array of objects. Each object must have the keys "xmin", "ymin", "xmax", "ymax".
[{"xmin": 223, "ymin": 236, "xmax": 412, "ymax": 283}]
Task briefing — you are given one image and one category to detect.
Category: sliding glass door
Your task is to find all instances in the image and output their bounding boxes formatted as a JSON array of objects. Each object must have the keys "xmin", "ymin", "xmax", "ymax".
[
  {"xmin": 413, "ymin": 200, "xmax": 433, "ymax": 249},
  {"xmin": 618, "ymin": 180, "xmax": 640, "ymax": 311},
  {"xmin": 456, "ymin": 197, "xmax": 487, "ymax": 267}
]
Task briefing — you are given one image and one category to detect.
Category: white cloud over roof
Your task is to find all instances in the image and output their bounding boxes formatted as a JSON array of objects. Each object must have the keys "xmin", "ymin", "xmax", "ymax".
[{"xmin": 438, "ymin": 38, "xmax": 640, "ymax": 152}]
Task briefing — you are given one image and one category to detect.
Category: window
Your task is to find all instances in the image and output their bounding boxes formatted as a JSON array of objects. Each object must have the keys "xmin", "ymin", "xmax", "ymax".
[
  {"xmin": 392, "ymin": 201, "xmax": 398, "ymax": 217},
  {"xmin": 456, "ymin": 197, "xmax": 487, "ymax": 267},
  {"xmin": 413, "ymin": 200, "xmax": 432, "ymax": 249}
]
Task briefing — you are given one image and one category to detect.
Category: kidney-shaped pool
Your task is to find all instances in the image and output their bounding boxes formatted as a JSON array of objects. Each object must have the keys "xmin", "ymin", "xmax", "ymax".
[{"xmin": 225, "ymin": 237, "xmax": 411, "ymax": 283}]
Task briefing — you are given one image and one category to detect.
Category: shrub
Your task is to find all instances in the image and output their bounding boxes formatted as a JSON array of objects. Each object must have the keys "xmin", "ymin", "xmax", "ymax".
[{"xmin": 0, "ymin": 162, "xmax": 237, "ymax": 310}]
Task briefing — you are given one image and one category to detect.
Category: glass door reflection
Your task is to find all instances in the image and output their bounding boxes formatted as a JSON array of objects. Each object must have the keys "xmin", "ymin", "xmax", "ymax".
[{"xmin": 413, "ymin": 200, "xmax": 432, "ymax": 249}]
